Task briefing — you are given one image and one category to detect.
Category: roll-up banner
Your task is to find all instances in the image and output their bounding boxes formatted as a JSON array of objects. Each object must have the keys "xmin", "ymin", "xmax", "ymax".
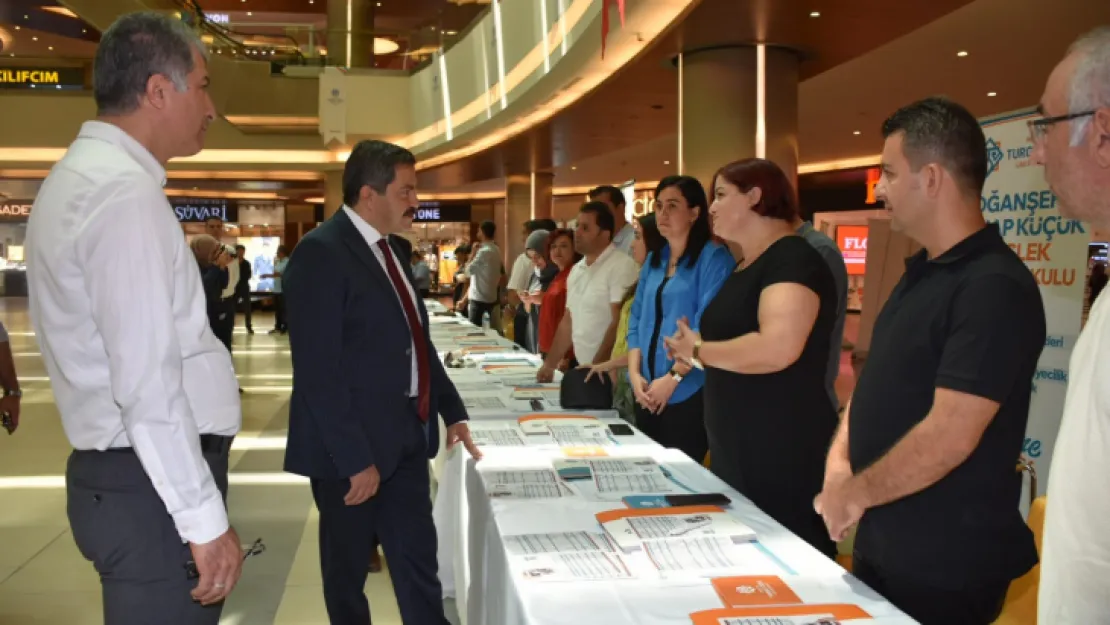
[{"xmin": 980, "ymin": 108, "xmax": 1088, "ymax": 509}]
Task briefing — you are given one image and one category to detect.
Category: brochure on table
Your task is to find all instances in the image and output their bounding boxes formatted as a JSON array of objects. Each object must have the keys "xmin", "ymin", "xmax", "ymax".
[
  {"xmin": 596, "ymin": 505, "xmax": 757, "ymax": 551},
  {"xmin": 689, "ymin": 604, "xmax": 872, "ymax": 624}
]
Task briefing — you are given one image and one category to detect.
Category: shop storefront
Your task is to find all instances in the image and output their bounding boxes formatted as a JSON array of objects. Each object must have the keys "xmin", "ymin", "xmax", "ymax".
[
  {"xmin": 409, "ymin": 202, "xmax": 473, "ymax": 293},
  {"xmin": 174, "ymin": 197, "xmax": 286, "ymax": 292},
  {"xmin": 0, "ymin": 199, "xmax": 31, "ymax": 296}
]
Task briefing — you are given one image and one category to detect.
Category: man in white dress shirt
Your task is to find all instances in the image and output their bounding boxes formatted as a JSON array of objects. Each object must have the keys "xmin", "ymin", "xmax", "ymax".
[
  {"xmin": 1033, "ymin": 26, "xmax": 1110, "ymax": 624},
  {"xmin": 25, "ymin": 13, "xmax": 243, "ymax": 624},
  {"xmin": 537, "ymin": 201, "xmax": 639, "ymax": 381}
]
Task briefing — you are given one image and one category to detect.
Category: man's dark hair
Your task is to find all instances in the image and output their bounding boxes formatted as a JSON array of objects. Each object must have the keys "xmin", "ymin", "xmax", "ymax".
[
  {"xmin": 479, "ymin": 220, "xmax": 496, "ymax": 239},
  {"xmin": 533, "ymin": 218, "xmax": 558, "ymax": 232},
  {"xmin": 276, "ymin": 245, "xmax": 288, "ymax": 256},
  {"xmin": 341, "ymin": 140, "xmax": 417, "ymax": 207},
  {"xmin": 524, "ymin": 220, "xmax": 542, "ymax": 235},
  {"xmin": 588, "ymin": 185, "xmax": 625, "ymax": 210},
  {"xmin": 579, "ymin": 201, "xmax": 616, "ymax": 237},
  {"xmin": 881, "ymin": 97, "xmax": 988, "ymax": 198},
  {"xmin": 94, "ymin": 12, "xmax": 204, "ymax": 116},
  {"xmin": 235, "ymin": 244, "xmax": 246, "ymax": 252}
]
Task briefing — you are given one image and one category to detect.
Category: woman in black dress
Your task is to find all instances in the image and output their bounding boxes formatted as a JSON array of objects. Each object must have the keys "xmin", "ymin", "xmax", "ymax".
[{"xmin": 665, "ymin": 158, "xmax": 838, "ymax": 558}]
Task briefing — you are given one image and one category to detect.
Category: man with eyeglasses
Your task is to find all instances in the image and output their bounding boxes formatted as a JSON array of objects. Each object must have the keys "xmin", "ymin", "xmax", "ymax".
[{"xmin": 1032, "ymin": 26, "xmax": 1110, "ymax": 624}]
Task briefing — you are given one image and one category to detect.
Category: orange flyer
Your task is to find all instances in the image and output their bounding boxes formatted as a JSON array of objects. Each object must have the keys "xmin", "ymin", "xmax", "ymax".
[
  {"xmin": 690, "ymin": 605, "xmax": 871, "ymax": 624},
  {"xmin": 563, "ymin": 446, "xmax": 610, "ymax": 458},
  {"xmin": 712, "ymin": 576, "xmax": 802, "ymax": 607}
]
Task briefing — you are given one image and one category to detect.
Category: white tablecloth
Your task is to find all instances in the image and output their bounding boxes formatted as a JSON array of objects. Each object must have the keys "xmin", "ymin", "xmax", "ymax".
[{"xmin": 424, "ymin": 304, "xmax": 916, "ymax": 625}]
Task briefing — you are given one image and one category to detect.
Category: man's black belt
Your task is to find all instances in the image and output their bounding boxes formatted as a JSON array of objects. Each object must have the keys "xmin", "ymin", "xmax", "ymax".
[{"xmin": 93, "ymin": 434, "xmax": 234, "ymax": 455}]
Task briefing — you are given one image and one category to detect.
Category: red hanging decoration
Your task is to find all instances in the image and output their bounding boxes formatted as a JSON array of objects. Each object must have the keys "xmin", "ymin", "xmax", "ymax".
[{"xmin": 600, "ymin": 0, "xmax": 626, "ymax": 59}]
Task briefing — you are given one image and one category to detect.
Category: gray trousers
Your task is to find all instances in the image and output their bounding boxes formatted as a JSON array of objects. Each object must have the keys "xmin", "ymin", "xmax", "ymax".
[{"xmin": 66, "ymin": 446, "xmax": 230, "ymax": 625}]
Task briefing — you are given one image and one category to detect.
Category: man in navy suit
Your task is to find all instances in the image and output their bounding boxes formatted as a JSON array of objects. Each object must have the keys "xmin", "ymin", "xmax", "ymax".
[{"xmin": 283, "ymin": 140, "xmax": 481, "ymax": 625}]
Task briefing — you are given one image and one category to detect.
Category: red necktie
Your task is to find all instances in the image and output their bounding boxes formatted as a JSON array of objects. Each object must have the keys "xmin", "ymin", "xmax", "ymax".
[{"xmin": 376, "ymin": 239, "xmax": 430, "ymax": 423}]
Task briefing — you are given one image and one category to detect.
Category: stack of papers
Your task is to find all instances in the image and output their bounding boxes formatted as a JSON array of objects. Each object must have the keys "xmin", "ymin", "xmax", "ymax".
[
  {"xmin": 504, "ymin": 531, "xmax": 634, "ymax": 582},
  {"xmin": 597, "ymin": 505, "xmax": 757, "ymax": 550},
  {"xmin": 689, "ymin": 605, "xmax": 871, "ymax": 624},
  {"xmin": 480, "ymin": 468, "xmax": 571, "ymax": 499},
  {"xmin": 468, "ymin": 424, "xmax": 527, "ymax": 448}
]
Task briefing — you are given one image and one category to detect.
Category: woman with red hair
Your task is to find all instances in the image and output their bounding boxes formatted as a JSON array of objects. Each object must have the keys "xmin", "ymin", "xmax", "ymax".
[
  {"xmin": 522, "ymin": 228, "xmax": 581, "ymax": 364},
  {"xmin": 665, "ymin": 158, "xmax": 839, "ymax": 558}
]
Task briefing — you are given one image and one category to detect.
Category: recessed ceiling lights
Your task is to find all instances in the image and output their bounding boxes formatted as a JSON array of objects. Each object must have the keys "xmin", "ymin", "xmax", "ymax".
[
  {"xmin": 853, "ymin": 130, "xmax": 861, "ymax": 135},
  {"xmin": 810, "ymin": 11, "xmax": 820, "ymax": 17},
  {"xmin": 32, "ymin": 36, "xmax": 38, "ymax": 41},
  {"xmin": 48, "ymin": 46, "xmax": 53, "ymax": 50},
  {"xmin": 14, "ymin": 26, "xmax": 19, "ymax": 30},
  {"xmin": 247, "ymin": 11, "xmax": 252, "ymax": 15},
  {"xmin": 445, "ymin": 30, "xmax": 457, "ymax": 35},
  {"xmin": 571, "ymin": 166, "xmax": 577, "ymax": 170},
  {"xmin": 82, "ymin": 28, "xmax": 86, "ymax": 33},
  {"xmin": 987, "ymin": 91, "xmax": 997, "ymax": 97},
  {"xmin": 663, "ymin": 160, "xmax": 670, "ymax": 165},
  {"xmin": 957, "ymin": 50, "xmax": 968, "ymax": 57}
]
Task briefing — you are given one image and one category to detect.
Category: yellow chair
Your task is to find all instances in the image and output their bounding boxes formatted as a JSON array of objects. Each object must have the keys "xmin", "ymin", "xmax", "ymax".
[{"xmin": 993, "ymin": 495, "xmax": 1046, "ymax": 625}]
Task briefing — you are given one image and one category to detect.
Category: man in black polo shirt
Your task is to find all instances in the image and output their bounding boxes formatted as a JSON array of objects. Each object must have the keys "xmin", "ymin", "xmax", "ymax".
[{"xmin": 814, "ymin": 97, "xmax": 1045, "ymax": 625}]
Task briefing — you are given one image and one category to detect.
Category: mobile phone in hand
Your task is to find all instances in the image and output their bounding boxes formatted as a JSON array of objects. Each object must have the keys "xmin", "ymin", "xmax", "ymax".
[{"xmin": 2, "ymin": 412, "xmax": 13, "ymax": 435}]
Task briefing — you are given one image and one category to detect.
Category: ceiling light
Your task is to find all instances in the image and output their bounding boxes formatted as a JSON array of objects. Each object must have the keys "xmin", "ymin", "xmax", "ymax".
[
  {"xmin": 23, "ymin": 15, "xmax": 28, "ymax": 19},
  {"xmin": 853, "ymin": 130, "xmax": 861, "ymax": 135},
  {"xmin": 14, "ymin": 26, "xmax": 19, "ymax": 30},
  {"xmin": 987, "ymin": 91, "xmax": 997, "ymax": 97},
  {"xmin": 373, "ymin": 37, "xmax": 399, "ymax": 55},
  {"xmin": 663, "ymin": 160, "xmax": 670, "ymax": 165},
  {"xmin": 32, "ymin": 36, "xmax": 37, "ymax": 41},
  {"xmin": 82, "ymin": 29, "xmax": 86, "ymax": 33},
  {"xmin": 48, "ymin": 46, "xmax": 53, "ymax": 51},
  {"xmin": 957, "ymin": 50, "xmax": 968, "ymax": 57},
  {"xmin": 809, "ymin": 11, "xmax": 820, "ymax": 17},
  {"xmin": 571, "ymin": 166, "xmax": 577, "ymax": 170},
  {"xmin": 247, "ymin": 11, "xmax": 252, "ymax": 16},
  {"xmin": 445, "ymin": 30, "xmax": 457, "ymax": 35}
]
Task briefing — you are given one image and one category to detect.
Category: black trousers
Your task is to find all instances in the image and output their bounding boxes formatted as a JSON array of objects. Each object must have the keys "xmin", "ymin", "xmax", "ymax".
[
  {"xmin": 273, "ymin": 293, "xmax": 287, "ymax": 332},
  {"xmin": 467, "ymin": 300, "xmax": 496, "ymax": 329},
  {"xmin": 214, "ymin": 298, "xmax": 235, "ymax": 352},
  {"xmin": 513, "ymin": 306, "xmax": 529, "ymax": 349},
  {"xmin": 66, "ymin": 444, "xmax": 231, "ymax": 625},
  {"xmin": 238, "ymin": 293, "xmax": 253, "ymax": 330},
  {"xmin": 634, "ymin": 389, "xmax": 708, "ymax": 464},
  {"xmin": 852, "ymin": 553, "xmax": 1010, "ymax": 625},
  {"xmin": 311, "ymin": 417, "xmax": 448, "ymax": 625}
]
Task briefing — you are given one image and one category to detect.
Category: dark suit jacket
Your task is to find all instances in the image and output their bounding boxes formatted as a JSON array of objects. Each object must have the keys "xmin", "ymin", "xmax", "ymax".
[{"xmin": 283, "ymin": 209, "xmax": 468, "ymax": 481}]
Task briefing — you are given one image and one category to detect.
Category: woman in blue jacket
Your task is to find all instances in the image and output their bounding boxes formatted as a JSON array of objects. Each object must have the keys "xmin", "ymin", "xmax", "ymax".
[{"xmin": 626, "ymin": 175, "xmax": 734, "ymax": 462}]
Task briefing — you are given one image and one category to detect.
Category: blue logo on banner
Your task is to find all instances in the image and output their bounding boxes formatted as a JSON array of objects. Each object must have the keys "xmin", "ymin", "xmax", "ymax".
[{"xmin": 985, "ymin": 138, "xmax": 1004, "ymax": 179}]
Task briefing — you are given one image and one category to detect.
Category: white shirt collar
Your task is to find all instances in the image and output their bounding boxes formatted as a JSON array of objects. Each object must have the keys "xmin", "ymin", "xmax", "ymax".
[
  {"xmin": 77, "ymin": 120, "xmax": 167, "ymax": 187},
  {"xmin": 342, "ymin": 205, "xmax": 384, "ymax": 249},
  {"xmin": 584, "ymin": 244, "xmax": 616, "ymax": 268}
]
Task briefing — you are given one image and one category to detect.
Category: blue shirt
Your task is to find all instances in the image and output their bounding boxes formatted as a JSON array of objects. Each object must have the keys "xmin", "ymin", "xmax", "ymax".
[
  {"xmin": 272, "ymin": 257, "xmax": 289, "ymax": 294},
  {"xmin": 627, "ymin": 241, "xmax": 734, "ymax": 404}
]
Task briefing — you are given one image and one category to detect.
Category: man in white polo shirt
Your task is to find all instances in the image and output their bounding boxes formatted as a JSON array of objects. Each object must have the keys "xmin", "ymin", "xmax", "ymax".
[
  {"xmin": 537, "ymin": 202, "xmax": 639, "ymax": 382},
  {"xmin": 1033, "ymin": 26, "xmax": 1110, "ymax": 624}
]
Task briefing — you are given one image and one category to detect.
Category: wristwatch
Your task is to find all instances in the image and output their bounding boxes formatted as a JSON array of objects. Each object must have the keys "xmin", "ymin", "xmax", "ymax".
[
  {"xmin": 4, "ymin": 388, "xmax": 21, "ymax": 398},
  {"xmin": 668, "ymin": 369, "xmax": 684, "ymax": 382},
  {"xmin": 690, "ymin": 338, "xmax": 704, "ymax": 370}
]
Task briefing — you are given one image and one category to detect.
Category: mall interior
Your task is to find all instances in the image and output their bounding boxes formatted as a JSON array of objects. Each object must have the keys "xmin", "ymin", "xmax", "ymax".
[{"xmin": 0, "ymin": 0, "xmax": 1108, "ymax": 623}]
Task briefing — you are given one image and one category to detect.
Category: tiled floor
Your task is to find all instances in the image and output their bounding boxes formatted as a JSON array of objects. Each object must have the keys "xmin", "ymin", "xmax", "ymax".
[
  {"xmin": 0, "ymin": 298, "xmax": 426, "ymax": 625},
  {"xmin": 0, "ymin": 297, "xmax": 860, "ymax": 624}
]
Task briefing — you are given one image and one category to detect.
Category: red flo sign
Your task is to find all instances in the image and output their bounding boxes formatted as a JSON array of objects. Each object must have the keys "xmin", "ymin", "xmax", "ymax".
[{"xmin": 836, "ymin": 225, "xmax": 869, "ymax": 276}]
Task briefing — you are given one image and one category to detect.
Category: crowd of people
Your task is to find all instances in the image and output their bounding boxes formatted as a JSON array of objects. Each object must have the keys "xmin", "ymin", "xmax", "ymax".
[{"xmin": 11, "ymin": 8, "xmax": 1110, "ymax": 625}]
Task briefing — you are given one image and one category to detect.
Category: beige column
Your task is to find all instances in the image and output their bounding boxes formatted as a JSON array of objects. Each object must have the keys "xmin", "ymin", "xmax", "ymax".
[
  {"xmin": 323, "ymin": 170, "xmax": 343, "ymax": 220},
  {"xmin": 501, "ymin": 172, "xmax": 554, "ymax": 262},
  {"xmin": 679, "ymin": 46, "xmax": 800, "ymax": 192},
  {"xmin": 327, "ymin": 0, "xmax": 375, "ymax": 68}
]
